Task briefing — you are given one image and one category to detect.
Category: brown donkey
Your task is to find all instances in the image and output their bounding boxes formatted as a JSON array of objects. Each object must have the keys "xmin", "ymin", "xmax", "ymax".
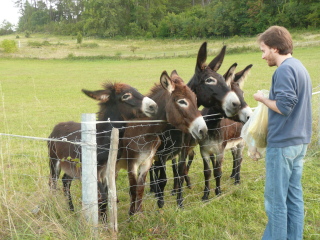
[
  {"xmin": 48, "ymin": 83, "xmax": 158, "ymax": 217},
  {"xmin": 116, "ymin": 70, "xmax": 208, "ymax": 215}
]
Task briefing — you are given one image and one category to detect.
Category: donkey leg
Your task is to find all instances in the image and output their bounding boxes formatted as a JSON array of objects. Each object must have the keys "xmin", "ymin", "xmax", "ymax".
[
  {"xmin": 62, "ymin": 173, "xmax": 74, "ymax": 211},
  {"xmin": 171, "ymin": 158, "xmax": 178, "ymax": 195},
  {"xmin": 136, "ymin": 160, "xmax": 154, "ymax": 213},
  {"xmin": 98, "ymin": 181, "xmax": 108, "ymax": 221},
  {"xmin": 176, "ymin": 148, "xmax": 189, "ymax": 208},
  {"xmin": 149, "ymin": 163, "xmax": 157, "ymax": 193},
  {"xmin": 233, "ymin": 143, "xmax": 244, "ymax": 184},
  {"xmin": 156, "ymin": 163, "xmax": 167, "ymax": 208},
  {"xmin": 185, "ymin": 150, "xmax": 195, "ymax": 189},
  {"xmin": 150, "ymin": 161, "xmax": 161, "ymax": 194},
  {"xmin": 128, "ymin": 170, "xmax": 138, "ymax": 215},
  {"xmin": 230, "ymin": 147, "xmax": 237, "ymax": 179},
  {"xmin": 201, "ymin": 153, "xmax": 212, "ymax": 201},
  {"xmin": 213, "ymin": 154, "xmax": 223, "ymax": 196},
  {"xmin": 49, "ymin": 158, "xmax": 61, "ymax": 190}
]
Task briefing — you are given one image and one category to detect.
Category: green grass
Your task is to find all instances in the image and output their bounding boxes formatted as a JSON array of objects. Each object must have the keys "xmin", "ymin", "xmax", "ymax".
[{"xmin": 0, "ymin": 36, "xmax": 319, "ymax": 239}]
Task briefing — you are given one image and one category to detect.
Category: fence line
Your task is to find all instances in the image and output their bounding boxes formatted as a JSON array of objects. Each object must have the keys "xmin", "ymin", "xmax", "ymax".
[
  {"xmin": 1, "ymin": 89, "xmax": 320, "ymax": 141},
  {"xmin": 0, "ymin": 91, "xmax": 319, "ymax": 235}
]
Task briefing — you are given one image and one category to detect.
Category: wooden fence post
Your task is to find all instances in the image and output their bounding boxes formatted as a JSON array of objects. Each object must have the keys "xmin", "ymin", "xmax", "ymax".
[
  {"xmin": 81, "ymin": 113, "xmax": 99, "ymax": 229},
  {"xmin": 106, "ymin": 127, "xmax": 119, "ymax": 235}
]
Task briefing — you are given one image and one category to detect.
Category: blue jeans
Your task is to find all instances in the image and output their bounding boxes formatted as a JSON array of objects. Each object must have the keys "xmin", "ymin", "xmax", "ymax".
[{"xmin": 262, "ymin": 144, "xmax": 308, "ymax": 240}]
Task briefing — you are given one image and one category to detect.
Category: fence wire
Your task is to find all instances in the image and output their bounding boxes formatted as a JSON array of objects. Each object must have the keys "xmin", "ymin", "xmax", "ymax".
[{"xmin": 0, "ymin": 95, "xmax": 319, "ymax": 232}]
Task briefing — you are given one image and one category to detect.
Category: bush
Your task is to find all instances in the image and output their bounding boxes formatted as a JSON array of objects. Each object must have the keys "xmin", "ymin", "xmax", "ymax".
[
  {"xmin": 77, "ymin": 32, "xmax": 83, "ymax": 44},
  {"xmin": 25, "ymin": 31, "xmax": 31, "ymax": 38},
  {"xmin": 27, "ymin": 41, "xmax": 51, "ymax": 48},
  {"xmin": 1, "ymin": 39, "xmax": 18, "ymax": 53},
  {"xmin": 80, "ymin": 42, "xmax": 99, "ymax": 48},
  {"xmin": 27, "ymin": 41, "xmax": 43, "ymax": 47}
]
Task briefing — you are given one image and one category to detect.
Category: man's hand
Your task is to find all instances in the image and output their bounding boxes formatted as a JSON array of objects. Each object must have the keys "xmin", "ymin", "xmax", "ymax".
[
  {"xmin": 253, "ymin": 90, "xmax": 265, "ymax": 103},
  {"xmin": 253, "ymin": 90, "xmax": 283, "ymax": 115}
]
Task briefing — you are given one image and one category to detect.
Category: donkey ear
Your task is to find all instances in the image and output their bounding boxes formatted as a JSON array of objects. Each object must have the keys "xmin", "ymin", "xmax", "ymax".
[
  {"xmin": 171, "ymin": 69, "xmax": 179, "ymax": 77},
  {"xmin": 195, "ymin": 42, "xmax": 207, "ymax": 73},
  {"xmin": 160, "ymin": 71, "xmax": 175, "ymax": 93},
  {"xmin": 170, "ymin": 70, "xmax": 179, "ymax": 79},
  {"xmin": 82, "ymin": 89, "xmax": 110, "ymax": 102},
  {"xmin": 234, "ymin": 64, "xmax": 253, "ymax": 89},
  {"xmin": 208, "ymin": 45, "xmax": 226, "ymax": 72},
  {"xmin": 223, "ymin": 63, "xmax": 238, "ymax": 87}
]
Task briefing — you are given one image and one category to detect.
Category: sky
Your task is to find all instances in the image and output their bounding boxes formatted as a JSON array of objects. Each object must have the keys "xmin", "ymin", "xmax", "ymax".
[{"xmin": 0, "ymin": 0, "xmax": 20, "ymax": 26}]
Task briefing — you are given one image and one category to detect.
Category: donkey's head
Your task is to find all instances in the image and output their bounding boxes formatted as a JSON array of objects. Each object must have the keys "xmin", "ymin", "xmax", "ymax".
[
  {"xmin": 160, "ymin": 70, "xmax": 208, "ymax": 140},
  {"xmin": 82, "ymin": 83, "xmax": 158, "ymax": 121},
  {"xmin": 187, "ymin": 42, "xmax": 241, "ymax": 117},
  {"xmin": 224, "ymin": 64, "xmax": 253, "ymax": 123}
]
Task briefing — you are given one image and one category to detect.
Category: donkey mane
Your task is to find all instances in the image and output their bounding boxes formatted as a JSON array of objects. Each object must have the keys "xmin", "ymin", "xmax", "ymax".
[{"xmin": 96, "ymin": 82, "xmax": 137, "ymax": 121}]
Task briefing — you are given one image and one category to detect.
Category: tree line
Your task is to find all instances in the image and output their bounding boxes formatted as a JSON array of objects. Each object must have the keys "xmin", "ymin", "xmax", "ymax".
[{"xmin": 2, "ymin": 0, "xmax": 319, "ymax": 38}]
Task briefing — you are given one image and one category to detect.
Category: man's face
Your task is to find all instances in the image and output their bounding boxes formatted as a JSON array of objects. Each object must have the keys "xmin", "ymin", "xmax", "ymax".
[{"xmin": 260, "ymin": 41, "xmax": 277, "ymax": 67}]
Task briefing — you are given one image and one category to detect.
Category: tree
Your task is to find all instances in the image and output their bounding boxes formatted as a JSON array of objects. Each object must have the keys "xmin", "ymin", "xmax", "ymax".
[{"xmin": 0, "ymin": 20, "xmax": 15, "ymax": 35}]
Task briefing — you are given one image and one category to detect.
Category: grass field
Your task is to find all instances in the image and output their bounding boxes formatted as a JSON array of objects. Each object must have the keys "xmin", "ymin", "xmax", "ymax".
[{"xmin": 0, "ymin": 34, "xmax": 320, "ymax": 239}]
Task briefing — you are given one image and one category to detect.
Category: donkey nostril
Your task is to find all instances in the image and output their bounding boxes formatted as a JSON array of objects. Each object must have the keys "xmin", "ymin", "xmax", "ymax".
[
  {"xmin": 199, "ymin": 128, "xmax": 207, "ymax": 139},
  {"xmin": 149, "ymin": 105, "xmax": 156, "ymax": 111}
]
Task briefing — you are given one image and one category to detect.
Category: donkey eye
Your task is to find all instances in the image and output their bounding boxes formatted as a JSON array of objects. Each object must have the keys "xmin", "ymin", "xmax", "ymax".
[
  {"xmin": 177, "ymin": 99, "xmax": 188, "ymax": 107},
  {"xmin": 122, "ymin": 93, "xmax": 132, "ymax": 100},
  {"xmin": 205, "ymin": 77, "xmax": 217, "ymax": 85}
]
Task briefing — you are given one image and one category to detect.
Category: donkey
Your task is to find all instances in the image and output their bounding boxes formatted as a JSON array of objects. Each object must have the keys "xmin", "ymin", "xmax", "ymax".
[
  {"xmin": 48, "ymin": 83, "xmax": 158, "ymax": 216},
  {"xmin": 177, "ymin": 63, "xmax": 253, "ymax": 191},
  {"xmin": 149, "ymin": 43, "xmax": 243, "ymax": 208},
  {"xmin": 199, "ymin": 63, "xmax": 253, "ymax": 200},
  {"xmin": 116, "ymin": 70, "xmax": 208, "ymax": 215}
]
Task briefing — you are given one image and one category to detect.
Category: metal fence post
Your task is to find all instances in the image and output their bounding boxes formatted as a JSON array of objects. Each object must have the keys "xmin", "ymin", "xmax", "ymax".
[{"xmin": 81, "ymin": 113, "xmax": 98, "ymax": 228}]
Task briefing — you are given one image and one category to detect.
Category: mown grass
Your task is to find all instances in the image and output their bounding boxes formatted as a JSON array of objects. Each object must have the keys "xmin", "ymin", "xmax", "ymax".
[
  {"xmin": 0, "ymin": 36, "xmax": 319, "ymax": 239},
  {"xmin": 1, "ymin": 30, "xmax": 320, "ymax": 60}
]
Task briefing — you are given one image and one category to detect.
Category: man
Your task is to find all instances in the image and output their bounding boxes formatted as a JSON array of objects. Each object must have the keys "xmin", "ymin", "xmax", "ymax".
[{"xmin": 253, "ymin": 26, "xmax": 312, "ymax": 240}]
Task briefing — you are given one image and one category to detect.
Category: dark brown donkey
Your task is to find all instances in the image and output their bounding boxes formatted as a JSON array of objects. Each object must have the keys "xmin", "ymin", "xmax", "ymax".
[
  {"xmin": 172, "ymin": 64, "xmax": 253, "ymax": 198},
  {"xmin": 116, "ymin": 70, "xmax": 208, "ymax": 215},
  {"xmin": 199, "ymin": 63, "xmax": 253, "ymax": 200},
  {"xmin": 149, "ymin": 43, "xmax": 242, "ymax": 208},
  {"xmin": 48, "ymin": 83, "xmax": 158, "ymax": 216}
]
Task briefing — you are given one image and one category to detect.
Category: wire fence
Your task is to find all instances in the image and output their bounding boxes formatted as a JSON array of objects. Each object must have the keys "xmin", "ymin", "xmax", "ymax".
[{"xmin": 0, "ymin": 92, "xmax": 319, "ymax": 236}]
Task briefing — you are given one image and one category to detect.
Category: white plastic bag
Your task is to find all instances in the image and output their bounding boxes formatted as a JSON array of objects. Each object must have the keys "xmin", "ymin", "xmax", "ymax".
[{"xmin": 241, "ymin": 90, "xmax": 269, "ymax": 160}]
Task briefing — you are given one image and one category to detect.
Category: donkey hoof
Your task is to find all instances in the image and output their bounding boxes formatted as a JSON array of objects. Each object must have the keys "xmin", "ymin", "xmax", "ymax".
[
  {"xmin": 171, "ymin": 189, "xmax": 177, "ymax": 196},
  {"xmin": 157, "ymin": 199, "xmax": 164, "ymax": 208},
  {"xmin": 69, "ymin": 204, "xmax": 75, "ymax": 211},
  {"xmin": 234, "ymin": 180, "xmax": 240, "ymax": 185},
  {"xmin": 201, "ymin": 195, "xmax": 209, "ymax": 201}
]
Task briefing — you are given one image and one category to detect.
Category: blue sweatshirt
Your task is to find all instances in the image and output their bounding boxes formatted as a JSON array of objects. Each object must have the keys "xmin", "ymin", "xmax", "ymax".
[{"xmin": 267, "ymin": 57, "xmax": 312, "ymax": 148}]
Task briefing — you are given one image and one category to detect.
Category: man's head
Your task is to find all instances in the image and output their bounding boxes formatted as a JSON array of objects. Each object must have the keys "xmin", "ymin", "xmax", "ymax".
[
  {"xmin": 257, "ymin": 26, "xmax": 293, "ymax": 55},
  {"xmin": 258, "ymin": 26, "xmax": 293, "ymax": 67}
]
